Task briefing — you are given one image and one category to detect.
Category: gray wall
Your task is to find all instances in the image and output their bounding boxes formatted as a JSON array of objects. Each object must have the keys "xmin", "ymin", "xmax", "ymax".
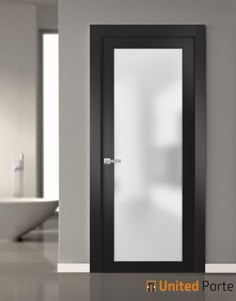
[
  {"xmin": 0, "ymin": 3, "xmax": 38, "ymax": 197},
  {"xmin": 59, "ymin": 0, "xmax": 236, "ymax": 263},
  {"xmin": 37, "ymin": 5, "xmax": 58, "ymax": 30}
]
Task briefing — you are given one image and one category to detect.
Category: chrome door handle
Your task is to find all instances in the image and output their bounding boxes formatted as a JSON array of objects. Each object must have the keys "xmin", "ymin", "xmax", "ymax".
[{"xmin": 104, "ymin": 158, "xmax": 121, "ymax": 165}]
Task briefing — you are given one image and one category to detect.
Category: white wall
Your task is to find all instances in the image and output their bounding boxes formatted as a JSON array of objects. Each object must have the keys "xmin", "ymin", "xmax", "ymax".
[
  {"xmin": 0, "ymin": 3, "xmax": 37, "ymax": 197},
  {"xmin": 59, "ymin": 0, "xmax": 236, "ymax": 264}
]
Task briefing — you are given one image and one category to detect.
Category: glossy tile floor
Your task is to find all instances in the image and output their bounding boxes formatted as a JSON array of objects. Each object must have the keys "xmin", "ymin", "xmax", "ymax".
[
  {"xmin": 0, "ymin": 213, "xmax": 58, "ymax": 273},
  {"xmin": 0, "ymin": 215, "xmax": 236, "ymax": 301},
  {"xmin": 0, "ymin": 213, "xmax": 59, "ymax": 300}
]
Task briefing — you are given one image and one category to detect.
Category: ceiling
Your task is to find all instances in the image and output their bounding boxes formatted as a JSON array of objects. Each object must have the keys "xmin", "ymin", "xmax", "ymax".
[{"xmin": 0, "ymin": 0, "xmax": 57, "ymax": 6}]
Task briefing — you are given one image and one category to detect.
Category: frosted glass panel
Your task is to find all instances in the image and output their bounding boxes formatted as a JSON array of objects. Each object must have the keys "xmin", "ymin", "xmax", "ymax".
[{"xmin": 114, "ymin": 49, "xmax": 183, "ymax": 262}]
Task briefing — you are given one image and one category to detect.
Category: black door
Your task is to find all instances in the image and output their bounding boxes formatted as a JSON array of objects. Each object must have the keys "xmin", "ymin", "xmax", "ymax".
[{"xmin": 90, "ymin": 25, "xmax": 206, "ymax": 273}]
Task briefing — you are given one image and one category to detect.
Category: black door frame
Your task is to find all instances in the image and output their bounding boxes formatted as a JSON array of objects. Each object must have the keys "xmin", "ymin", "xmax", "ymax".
[{"xmin": 90, "ymin": 25, "xmax": 206, "ymax": 273}]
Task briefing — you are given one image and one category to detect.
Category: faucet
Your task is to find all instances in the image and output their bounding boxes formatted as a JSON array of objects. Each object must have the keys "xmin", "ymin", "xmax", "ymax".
[
  {"xmin": 14, "ymin": 153, "xmax": 24, "ymax": 197},
  {"xmin": 14, "ymin": 153, "xmax": 24, "ymax": 172}
]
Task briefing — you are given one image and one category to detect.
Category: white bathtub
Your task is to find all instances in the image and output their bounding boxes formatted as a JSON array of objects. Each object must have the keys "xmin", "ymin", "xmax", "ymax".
[{"xmin": 0, "ymin": 198, "xmax": 58, "ymax": 241}]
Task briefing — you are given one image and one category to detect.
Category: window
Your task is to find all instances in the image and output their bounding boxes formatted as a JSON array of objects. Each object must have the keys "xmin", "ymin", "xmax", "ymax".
[{"xmin": 42, "ymin": 32, "xmax": 59, "ymax": 200}]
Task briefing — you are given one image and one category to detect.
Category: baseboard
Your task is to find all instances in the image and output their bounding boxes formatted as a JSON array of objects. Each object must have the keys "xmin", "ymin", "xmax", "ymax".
[
  {"xmin": 206, "ymin": 264, "xmax": 236, "ymax": 273},
  {"xmin": 57, "ymin": 263, "xmax": 236, "ymax": 273},
  {"xmin": 57, "ymin": 263, "xmax": 90, "ymax": 273}
]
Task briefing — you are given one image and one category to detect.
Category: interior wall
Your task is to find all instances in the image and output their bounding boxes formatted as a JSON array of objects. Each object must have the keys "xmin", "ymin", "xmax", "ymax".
[
  {"xmin": 37, "ymin": 5, "xmax": 58, "ymax": 30},
  {"xmin": 0, "ymin": 3, "xmax": 37, "ymax": 197},
  {"xmin": 59, "ymin": 0, "xmax": 236, "ymax": 263}
]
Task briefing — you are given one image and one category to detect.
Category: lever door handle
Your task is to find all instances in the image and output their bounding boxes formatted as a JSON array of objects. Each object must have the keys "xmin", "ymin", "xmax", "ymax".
[{"xmin": 104, "ymin": 158, "xmax": 121, "ymax": 165}]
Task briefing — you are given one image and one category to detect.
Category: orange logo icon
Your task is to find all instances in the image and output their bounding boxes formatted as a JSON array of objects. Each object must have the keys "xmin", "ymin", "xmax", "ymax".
[{"xmin": 146, "ymin": 280, "xmax": 157, "ymax": 292}]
